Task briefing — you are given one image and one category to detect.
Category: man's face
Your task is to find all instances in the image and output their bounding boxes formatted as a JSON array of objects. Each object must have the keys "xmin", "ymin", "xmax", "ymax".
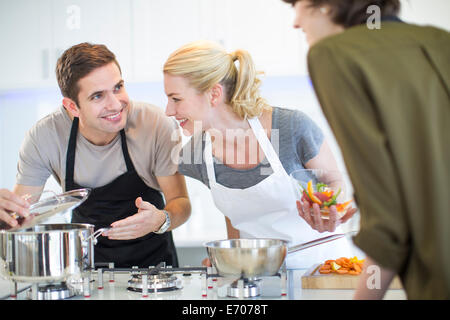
[{"xmin": 73, "ymin": 62, "xmax": 129, "ymax": 144}]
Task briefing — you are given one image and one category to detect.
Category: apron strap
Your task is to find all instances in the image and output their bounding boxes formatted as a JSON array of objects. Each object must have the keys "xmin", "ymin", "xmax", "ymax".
[
  {"xmin": 204, "ymin": 132, "xmax": 217, "ymax": 185},
  {"xmin": 65, "ymin": 118, "xmax": 136, "ymax": 191},
  {"xmin": 65, "ymin": 117, "xmax": 79, "ymax": 190},
  {"xmin": 120, "ymin": 129, "xmax": 136, "ymax": 172},
  {"xmin": 247, "ymin": 117, "xmax": 285, "ymax": 174}
]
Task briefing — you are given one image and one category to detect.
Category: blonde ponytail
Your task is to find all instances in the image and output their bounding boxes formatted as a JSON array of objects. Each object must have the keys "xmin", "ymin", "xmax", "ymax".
[
  {"xmin": 163, "ymin": 41, "xmax": 270, "ymax": 119},
  {"xmin": 228, "ymin": 50, "xmax": 269, "ymax": 119}
]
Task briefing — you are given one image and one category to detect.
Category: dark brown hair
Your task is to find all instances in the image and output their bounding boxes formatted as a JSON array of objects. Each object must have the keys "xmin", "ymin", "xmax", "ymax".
[
  {"xmin": 282, "ymin": 0, "xmax": 401, "ymax": 28},
  {"xmin": 55, "ymin": 42, "xmax": 121, "ymax": 105}
]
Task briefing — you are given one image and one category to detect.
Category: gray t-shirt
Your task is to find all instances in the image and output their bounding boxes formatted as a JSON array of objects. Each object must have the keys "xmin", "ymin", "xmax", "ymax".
[
  {"xmin": 178, "ymin": 107, "xmax": 324, "ymax": 188},
  {"xmin": 16, "ymin": 101, "xmax": 181, "ymax": 191}
]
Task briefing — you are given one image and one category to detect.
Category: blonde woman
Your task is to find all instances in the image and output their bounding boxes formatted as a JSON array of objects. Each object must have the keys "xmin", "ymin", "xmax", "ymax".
[{"xmin": 163, "ymin": 41, "xmax": 356, "ymax": 268}]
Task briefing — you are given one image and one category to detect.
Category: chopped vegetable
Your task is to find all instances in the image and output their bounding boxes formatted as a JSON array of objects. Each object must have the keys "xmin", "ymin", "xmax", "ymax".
[
  {"xmin": 299, "ymin": 180, "xmax": 352, "ymax": 213},
  {"xmin": 316, "ymin": 183, "xmax": 328, "ymax": 192},
  {"xmin": 319, "ymin": 256, "xmax": 365, "ymax": 275},
  {"xmin": 323, "ymin": 188, "xmax": 341, "ymax": 207},
  {"xmin": 331, "ymin": 261, "xmax": 341, "ymax": 271},
  {"xmin": 336, "ymin": 200, "xmax": 353, "ymax": 212},
  {"xmin": 307, "ymin": 181, "xmax": 322, "ymax": 205}
]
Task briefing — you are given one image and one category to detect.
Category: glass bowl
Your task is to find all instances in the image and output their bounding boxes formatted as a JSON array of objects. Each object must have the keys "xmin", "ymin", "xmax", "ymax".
[{"xmin": 290, "ymin": 169, "xmax": 354, "ymax": 219}]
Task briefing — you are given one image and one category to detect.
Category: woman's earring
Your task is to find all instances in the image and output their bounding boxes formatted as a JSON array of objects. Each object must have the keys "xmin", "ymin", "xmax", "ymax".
[{"xmin": 320, "ymin": 7, "xmax": 329, "ymax": 14}]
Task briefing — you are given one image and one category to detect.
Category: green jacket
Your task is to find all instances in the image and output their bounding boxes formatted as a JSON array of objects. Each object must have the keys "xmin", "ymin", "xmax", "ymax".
[{"xmin": 308, "ymin": 21, "xmax": 450, "ymax": 299}]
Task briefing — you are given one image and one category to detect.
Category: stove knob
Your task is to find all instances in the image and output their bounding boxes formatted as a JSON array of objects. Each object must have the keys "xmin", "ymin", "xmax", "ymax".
[
  {"xmin": 201, "ymin": 273, "xmax": 207, "ymax": 297},
  {"xmin": 97, "ymin": 268, "xmax": 104, "ymax": 289},
  {"xmin": 142, "ymin": 274, "xmax": 148, "ymax": 298},
  {"xmin": 108, "ymin": 263, "xmax": 115, "ymax": 283},
  {"xmin": 83, "ymin": 276, "xmax": 91, "ymax": 298},
  {"xmin": 131, "ymin": 266, "xmax": 139, "ymax": 275}
]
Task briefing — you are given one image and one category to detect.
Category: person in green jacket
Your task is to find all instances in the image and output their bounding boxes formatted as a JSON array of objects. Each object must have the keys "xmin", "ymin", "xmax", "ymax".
[{"xmin": 281, "ymin": 0, "xmax": 450, "ymax": 299}]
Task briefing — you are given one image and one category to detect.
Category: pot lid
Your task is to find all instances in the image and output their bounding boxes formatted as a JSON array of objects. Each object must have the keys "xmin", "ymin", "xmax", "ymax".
[{"xmin": 5, "ymin": 188, "xmax": 91, "ymax": 231}]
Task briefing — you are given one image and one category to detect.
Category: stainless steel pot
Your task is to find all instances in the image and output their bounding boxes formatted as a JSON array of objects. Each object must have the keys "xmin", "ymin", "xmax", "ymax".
[
  {"xmin": 204, "ymin": 234, "xmax": 345, "ymax": 278},
  {"xmin": 0, "ymin": 223, "xmax": 97, "ymax": 283}
]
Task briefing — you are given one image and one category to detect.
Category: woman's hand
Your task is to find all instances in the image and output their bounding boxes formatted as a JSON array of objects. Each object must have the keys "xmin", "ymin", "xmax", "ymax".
[
  {"xmin": 296, "ymin": 200, "xmax": 357, "ymax": 233},
  {"xmin": 202, "ymin": 257, "xmax": 212, "ymax": 267},
  {"xmin": 105, "ymin": 197, "xmax": 166, "ymax": 240}
]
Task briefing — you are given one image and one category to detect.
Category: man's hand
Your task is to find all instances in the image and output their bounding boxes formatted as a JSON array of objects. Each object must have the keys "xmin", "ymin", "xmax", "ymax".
[
  {"xmin": 0, "ymin": 189, "xmax": 30, "ymax": 228},
  {"xmin": 105, "ymin": 197, "xmax": 166, "ymax": 240}
]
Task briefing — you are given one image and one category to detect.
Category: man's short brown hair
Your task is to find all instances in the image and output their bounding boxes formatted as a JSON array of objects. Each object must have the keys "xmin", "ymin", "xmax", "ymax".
[
  {"xmin": 55, "ymin": 42, "xmax": 121, "ymax": 105},
  {"xmin": 282, "ymin": 0, "xmax": 400, "ymax": 28}
]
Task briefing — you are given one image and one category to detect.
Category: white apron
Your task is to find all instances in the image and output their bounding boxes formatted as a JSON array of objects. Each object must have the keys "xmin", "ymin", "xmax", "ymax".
[{"xmin": 204, "ymin": 117, "xmax": 351, "ymax": 269}]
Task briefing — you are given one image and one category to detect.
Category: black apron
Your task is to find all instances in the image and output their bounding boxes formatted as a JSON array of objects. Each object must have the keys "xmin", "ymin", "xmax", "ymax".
[{"xmin": 66, "ymin": 117, "xmax": 178, "ymax": 268}]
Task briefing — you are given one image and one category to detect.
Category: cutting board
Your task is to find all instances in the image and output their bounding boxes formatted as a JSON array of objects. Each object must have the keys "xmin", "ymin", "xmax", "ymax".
[{"xmin": 301, "ymin": 264, "xmax": 403, "ymax": 289}]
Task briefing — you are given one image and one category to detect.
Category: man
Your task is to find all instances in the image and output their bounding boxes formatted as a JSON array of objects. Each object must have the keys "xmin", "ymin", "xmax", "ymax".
[{"xmin": 11, "ymin": 42, "xmax": 191, "ymax": 268}]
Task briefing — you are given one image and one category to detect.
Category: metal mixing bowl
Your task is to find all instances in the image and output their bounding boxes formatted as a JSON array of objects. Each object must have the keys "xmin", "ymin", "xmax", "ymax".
[{"xmin": 204, "ymin": 238, "xmax": 288, "ymax": 278}]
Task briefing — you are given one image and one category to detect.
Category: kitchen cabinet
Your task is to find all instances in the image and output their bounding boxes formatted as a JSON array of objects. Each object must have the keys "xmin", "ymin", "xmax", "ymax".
[
  {"xmin": 0, "ymin": 0, "xmax": 307, "ymax": 90},
  {"xmin": 0, "ymin": 0, "xmax": 133, "ymax": 90},
  {"xmin": 128, "ymin": 0, "xmax": 308, "ymax": 82},
  {"xmin": 1, "ymin": 0, "xmax": 449, "ymax": 91},
  {"xmin": 0, "ymin": 0, "xmax": 53, "ymax": 89},
  {"xmin": 51, "ymin": 0, "xmax": 133, "ymax": 83},
  {"xmin": 207, "ymin": 0, "xmax": 308, "ymax": 76},
  {"xmin": 129, "ymin": 0, "xmax": 204, "ymax": 82}
]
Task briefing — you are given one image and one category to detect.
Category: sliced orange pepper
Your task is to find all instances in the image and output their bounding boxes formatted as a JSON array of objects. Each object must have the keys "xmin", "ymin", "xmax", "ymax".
[
  {"xmin": 319, "ymin": 269, "xmax": 332, "ymax": 274},
  {"xmin": 320, "ymin": 257, "xmax": 364, "ymax": 276},
  {"xmin": 336, "ymin": 199, "xmax": 353, "ymax": 212},
  {"xmin": 353, "ymin": 263, "xmax": 362, "ymax": 273},
  {"xmin": 307, "ymin": 180, "xmax": 322, "ymax": 205},
  {"xmin": 322, "ymin": 190, "xmax": 333, "ymax": 198}
]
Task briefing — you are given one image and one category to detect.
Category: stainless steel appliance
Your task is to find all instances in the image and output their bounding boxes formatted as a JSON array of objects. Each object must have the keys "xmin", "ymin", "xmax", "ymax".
[
  {"xmin": 204, "ymin": 234, "xmax": 345, "ymax": 297},
  {"xmin": 0, "ymin": 259, "xmax": 407, "ymax": 300},
  {"xmin": 1, "ymin": 261, "xmax": 288, "ymax": 300}
]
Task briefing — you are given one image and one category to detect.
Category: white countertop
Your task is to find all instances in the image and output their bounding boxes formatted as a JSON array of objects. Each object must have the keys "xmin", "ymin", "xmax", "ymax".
[{"xmin": 0, "ymin": 269, "xmax": 406, "ymax": 300}]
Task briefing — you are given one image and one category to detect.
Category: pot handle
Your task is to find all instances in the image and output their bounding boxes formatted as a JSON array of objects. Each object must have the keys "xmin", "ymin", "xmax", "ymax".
[
  {"xmin": 81, "ymin": 228, "xmax": 110, "ymax": 245},
  {"xmin": 287, "ymin": 233, "xmax": 346, "ymax": 254}
]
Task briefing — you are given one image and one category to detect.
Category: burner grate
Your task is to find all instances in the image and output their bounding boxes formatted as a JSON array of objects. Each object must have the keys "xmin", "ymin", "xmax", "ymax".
[{"xmin": 127, "ymin": 273, "xmax": 181, "ymax": 293}]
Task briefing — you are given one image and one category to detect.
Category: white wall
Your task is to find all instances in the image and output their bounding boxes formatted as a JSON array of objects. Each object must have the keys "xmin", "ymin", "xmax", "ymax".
[
  {"xmin": 0, "ymin": 0, "xmax": 449, "ymax": 247},
  {"xmin": 400, "ymin": 0, "xmax": 450, "ymax": 31}
]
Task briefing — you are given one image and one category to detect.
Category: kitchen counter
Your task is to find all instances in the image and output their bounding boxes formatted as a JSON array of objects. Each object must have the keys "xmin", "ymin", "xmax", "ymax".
[{"xmin": 0, "ymin": 269, "xmax": 406, "ymax": 300}]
